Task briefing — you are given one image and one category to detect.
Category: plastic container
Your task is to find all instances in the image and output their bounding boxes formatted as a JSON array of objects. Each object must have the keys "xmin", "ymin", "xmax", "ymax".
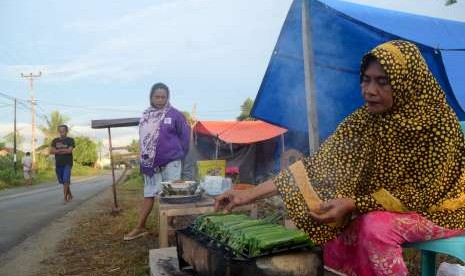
[
  {"xmin": 437, "ymin": 262, "xmax": 465, "ymax": 276},
  {"xmin": 201, "ymin": 176, "xmax": 224, "ymax": 196},
  {"xmin": 222, "ymin": 177, "xmax": 232, "ymax": 191},
  {"xmin": 200, "ymin": 176, "xmax": 233, "ymax": 195}
]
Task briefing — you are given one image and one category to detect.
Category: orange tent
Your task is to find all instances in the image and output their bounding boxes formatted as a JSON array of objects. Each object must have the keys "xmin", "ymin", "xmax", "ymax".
[{"xmin": 193, "ymin": 120, "xmax": 287, "ymax": 144}]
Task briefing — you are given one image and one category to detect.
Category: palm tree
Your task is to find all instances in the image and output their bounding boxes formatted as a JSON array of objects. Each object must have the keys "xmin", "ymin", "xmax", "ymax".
[
  {"xmin": 182, "ymin": 111, "xmax": 195, "ymax": 126},
  {"xmin": 237, "ymin": 98, "xmax": 255, "ymax": 121},
  {"xmin": 39, "ymin": 111, "xmax": 70, "ymax": 146},
  {"xmin": 3, "ymin": 131, "xmax": 24, "ymax": 148},
  {"xmin": 127, "ymin": 139, "xmax": 140, "ymax": 154}
]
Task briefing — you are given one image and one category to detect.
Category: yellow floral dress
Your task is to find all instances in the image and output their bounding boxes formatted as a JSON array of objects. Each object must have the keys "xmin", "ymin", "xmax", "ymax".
[{"xmin": 273, "ymin": 40, "xmax": 465, "ymax": 246}]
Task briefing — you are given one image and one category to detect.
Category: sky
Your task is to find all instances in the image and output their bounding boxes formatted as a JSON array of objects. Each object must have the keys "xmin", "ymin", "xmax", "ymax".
[{"xmin": 1, "ymin": 0, "xmax": 464, "ymax": 152}]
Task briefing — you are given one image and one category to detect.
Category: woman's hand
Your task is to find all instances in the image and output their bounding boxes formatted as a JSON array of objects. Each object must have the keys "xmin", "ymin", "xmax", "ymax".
[
  {"xmin": 308, "ymin": 198, "xmax": 356, "ymax": 224},
  {"xmin": 214, "ymin": 189, "xmax": 252, "ymax": 213},
  {"xmin": 214, "ymin": 179, "xmax": 279, "ymax": 213}
]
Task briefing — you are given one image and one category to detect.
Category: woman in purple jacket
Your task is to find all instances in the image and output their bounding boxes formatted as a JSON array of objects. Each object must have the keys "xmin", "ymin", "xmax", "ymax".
[{"xmin": 124, "ymin": 82, "xmax": 190, "ymax": 241}]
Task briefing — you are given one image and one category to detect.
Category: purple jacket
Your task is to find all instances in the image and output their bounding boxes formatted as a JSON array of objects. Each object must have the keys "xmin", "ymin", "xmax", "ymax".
[{"xmin": 140, "ymin": 107, "xmax": 190, "ymax": 176}]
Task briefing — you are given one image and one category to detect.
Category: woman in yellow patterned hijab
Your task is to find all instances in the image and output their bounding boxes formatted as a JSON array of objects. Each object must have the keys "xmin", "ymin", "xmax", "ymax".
[{"xmin": 216, "ymin": 40, "xmax": 465, "ymax": 275}]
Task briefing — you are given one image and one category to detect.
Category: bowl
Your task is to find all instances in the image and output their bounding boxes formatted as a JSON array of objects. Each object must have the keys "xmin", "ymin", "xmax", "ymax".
[
  {"xmin": 161, "ymin": 180, "xmax": 199, "ymax": 196},
  {"xmin": 160, "ymin": 193, "xmax": 202, "ymax": 204}
]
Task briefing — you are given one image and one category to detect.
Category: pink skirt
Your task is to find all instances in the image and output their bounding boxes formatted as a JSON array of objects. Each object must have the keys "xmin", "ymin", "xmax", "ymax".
[{"xmin": 323, "ymin": 211, "xmax": 465, "ymax": 276}]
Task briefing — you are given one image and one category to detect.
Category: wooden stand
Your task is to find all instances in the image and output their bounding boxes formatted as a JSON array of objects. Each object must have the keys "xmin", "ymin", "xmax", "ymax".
[{"xmin": 158, "ymin": 196, "xmax": 257, "ymax": 248}]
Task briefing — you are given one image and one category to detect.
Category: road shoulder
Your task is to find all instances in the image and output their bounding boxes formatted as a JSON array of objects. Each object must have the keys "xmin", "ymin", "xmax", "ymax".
[{"xmin": 0, "ymin": 187, "xmax": 112, "ymax": 276}]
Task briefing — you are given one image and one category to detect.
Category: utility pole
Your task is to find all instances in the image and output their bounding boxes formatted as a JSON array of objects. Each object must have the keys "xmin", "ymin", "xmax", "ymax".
[
  {"xmin": 21, "ymin": 71, "xmax": 42, "ymax": 164},
  {"xmin": 13, "ymin": 98, "xmax": 17, "ymax": 173},
  {"xmin": 192, "ymin": 103, "xmax": 197, "ymax": 124}
]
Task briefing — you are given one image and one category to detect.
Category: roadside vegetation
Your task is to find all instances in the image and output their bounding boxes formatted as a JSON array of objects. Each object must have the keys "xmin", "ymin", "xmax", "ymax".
[{"xmin": 0, "ymin": 111, "xmax": 102, "ymax": 191}]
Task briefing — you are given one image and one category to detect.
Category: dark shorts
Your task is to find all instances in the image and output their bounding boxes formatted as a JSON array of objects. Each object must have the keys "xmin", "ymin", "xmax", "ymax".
[{"xmin": 56, "ymin": 165, "xmax": 72, "ymax": 184}]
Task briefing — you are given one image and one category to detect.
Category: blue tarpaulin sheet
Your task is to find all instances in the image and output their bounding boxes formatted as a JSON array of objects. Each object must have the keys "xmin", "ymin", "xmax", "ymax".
[{"xmin": 252, "ymin": 0, "xmax": 465, "ymax": 154}]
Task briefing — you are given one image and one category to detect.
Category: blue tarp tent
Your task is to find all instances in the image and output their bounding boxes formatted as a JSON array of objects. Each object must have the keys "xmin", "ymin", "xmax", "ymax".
[{"xmin": 251, "ymin": 0, "xmax": 465, "ymax": 154}]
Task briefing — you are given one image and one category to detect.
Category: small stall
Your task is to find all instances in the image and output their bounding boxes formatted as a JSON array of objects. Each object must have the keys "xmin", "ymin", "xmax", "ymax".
[
  {"xmin": 91, "ymin": 117, "xmax": 139, "ymax": 213},
  {"xmin": 190, "ymin": 120, "xmax": 288, "ymax": 184}
]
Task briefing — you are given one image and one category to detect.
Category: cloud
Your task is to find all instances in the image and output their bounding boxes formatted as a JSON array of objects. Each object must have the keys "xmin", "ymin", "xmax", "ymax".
[
  {"xmin": 1, "ymin": 0, "xmax": 289, "ymax": 83},
  {"xmin": 65, "ymin": 0, "xmax": 204, "ymax": 34},
  {"xmin": 2, "ymin": 0, "xmax": 463, "ymax": 87}
]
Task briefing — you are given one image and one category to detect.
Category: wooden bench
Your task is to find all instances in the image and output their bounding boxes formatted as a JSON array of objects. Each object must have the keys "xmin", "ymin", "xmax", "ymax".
[{"xmin": 157, "ymin": 196, "xmax": 257, "ymax": 248}]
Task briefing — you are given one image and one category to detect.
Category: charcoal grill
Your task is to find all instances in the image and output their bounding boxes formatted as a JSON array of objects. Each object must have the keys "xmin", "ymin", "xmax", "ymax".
[{"xmin": 176, "ymin": 227, "xmax": 323, "ymax": 276}]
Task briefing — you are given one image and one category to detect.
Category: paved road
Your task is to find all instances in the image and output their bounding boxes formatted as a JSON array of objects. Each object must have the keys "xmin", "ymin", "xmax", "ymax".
[{"xmin": 0, "ymin": 173, "xmax": 119, "ymax": 255}]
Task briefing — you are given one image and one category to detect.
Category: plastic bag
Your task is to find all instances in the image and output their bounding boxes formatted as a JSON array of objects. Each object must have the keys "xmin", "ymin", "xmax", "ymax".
[{"xmin": 437, "ymin": 262, "xmax": 465, "ymax": 276}]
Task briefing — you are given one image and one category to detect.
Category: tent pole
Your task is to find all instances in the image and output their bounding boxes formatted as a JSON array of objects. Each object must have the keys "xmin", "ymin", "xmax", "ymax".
[
  {"xmin": 281, "ymin": 134, "xmax": 285, "ymax": 154},
  {"xmin": 302, "ymin": 0, "xmax": 319, "ymax": 154},
  {"xmin": 229, "ymin": 143, "xmax": 234, "ymax": 155},
  {"xmin": 215, "ymin": 137, "xmax": 219, "ymax": 160}
]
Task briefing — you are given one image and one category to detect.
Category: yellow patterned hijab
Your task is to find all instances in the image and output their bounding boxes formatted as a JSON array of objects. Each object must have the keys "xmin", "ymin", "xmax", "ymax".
[{"xmin": 299, "ymin": 40, "xmax": 465, "ymax": 213}]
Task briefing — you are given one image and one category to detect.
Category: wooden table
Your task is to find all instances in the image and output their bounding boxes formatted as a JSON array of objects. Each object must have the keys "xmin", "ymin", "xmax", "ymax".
[{"xmin": 158, "ymin": 196, "xmax": 257, "ymax": 248}]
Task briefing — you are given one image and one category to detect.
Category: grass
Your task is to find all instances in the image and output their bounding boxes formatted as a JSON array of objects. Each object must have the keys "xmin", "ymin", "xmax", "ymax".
[
  {"xmin": 37, "ymin": 171, "xmax": 158, "ymax": 276},
  {"xmin": 0, "ymin": 165, "xmax": 104, "ymax": 191},
  {"xmin": 34, "ymin": 170, "xmax": 59, "ymax": 184},
  {"xmin": 0, "ymin": 169, "xmax": 24, "ymax": 190},
  {"xmin": 34, "ymin": 165, "xmax": 104, "ymax": 184}
]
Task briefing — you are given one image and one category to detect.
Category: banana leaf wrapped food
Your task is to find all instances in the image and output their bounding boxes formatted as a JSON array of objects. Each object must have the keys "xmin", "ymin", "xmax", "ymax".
[{"xmin": 192, "ymin": 213, "xmax": 313, "ymax": 257}]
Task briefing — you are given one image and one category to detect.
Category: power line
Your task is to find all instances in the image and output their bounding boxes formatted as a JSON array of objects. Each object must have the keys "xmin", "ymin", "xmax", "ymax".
[
  {"xmin": 1, "ymin": 91, "xmax": 242, "ymax": 114},
  {"xmin": 34, "ymin": 97, "xmax": 241, "ymax": 114},
  {"xmin": 0, "ymin": 92, "xmax": 17, "ymax": 101},
  {"xmin": 36, "ymin": 100, "xmax": 141, "ymax": 112},
  {"xmin": 34, "ymin": 103, "xmax": 51, "ymax": 120},
  {"xmin": 0, "ymin": 93, "xmax": 30, "ymax": 106},
  {"xmin": 2, "ymin": 91, "xmax": 243, "ymax": 122},
  {"xmin": 0, "ymin": 93, "xmax": 47, "ymax": 119},
  {"xmin": 0, "ymin": 92, "xmax": 31, "ymax": 113}
]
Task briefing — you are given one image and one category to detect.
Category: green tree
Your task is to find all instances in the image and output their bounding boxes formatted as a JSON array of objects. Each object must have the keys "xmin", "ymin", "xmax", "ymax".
[
  {"xmin": 182, "ymin": 111, "xmax": 195, "ymax": 126},
  {"xmin": 96, "ymin": 139, "xmax": 104, "ymax": 161},
  {"xmin": 127, "ymin": 139, "xmax": 139, "ymax": 154},
  {"xmin": 39, "ymin": 111, "xmax": 70, "ymax": 146},
  {"xmin": 446, "ymin": 0, "xmax": 457, "ymax": 5},
  {"xmin": 3, "ymin": 131, "xmax": 24, "ymax": 148},
  {"xmin": 73, "ymin": 136, "xmax": 98, "ymax": 166},
  {"xmin": 237, "ymin": 98, "xmax": 255, "ymax": 121}
]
